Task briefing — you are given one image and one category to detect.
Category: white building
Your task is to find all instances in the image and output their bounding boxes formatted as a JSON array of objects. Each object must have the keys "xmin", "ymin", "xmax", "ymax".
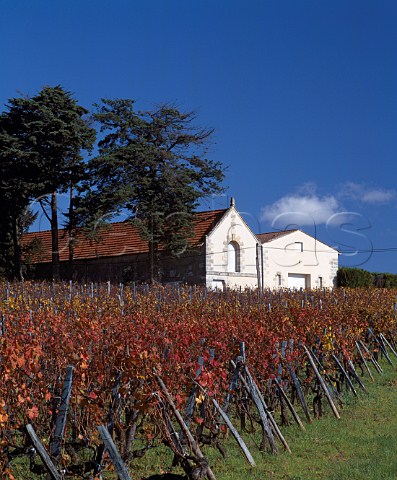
[
  {"xmin": 205, "ymin": 198, "xmax": 338, "ymax": 290},
  {"xmin": 258, "ymin": 229, "xmax": 339, "ymax": 289},
  {"xmin": 24, "ymin": 198, "xmax": 339, "ymax": 289},
  {"xmin": 205, "ymin": 198, "xmax": 259, "ymax": 290}
]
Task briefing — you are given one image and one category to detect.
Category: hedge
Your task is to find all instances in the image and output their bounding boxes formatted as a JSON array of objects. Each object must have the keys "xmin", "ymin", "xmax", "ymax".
[{"xmin": 337, "ymin": 267, "xmax": 397, "ymax": 288}]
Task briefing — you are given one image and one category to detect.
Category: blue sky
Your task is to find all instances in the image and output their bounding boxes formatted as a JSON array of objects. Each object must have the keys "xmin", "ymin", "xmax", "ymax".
[{"xmin": 1, "ymin": 0, "xmax": 397, "ymax": 272}]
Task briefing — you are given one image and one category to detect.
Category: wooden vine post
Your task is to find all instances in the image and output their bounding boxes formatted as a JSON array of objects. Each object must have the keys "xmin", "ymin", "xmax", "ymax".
[
  {"xmin": 369, "ymin": 328, "xmax": 393, "ymax": 366},
  {"xmin": 348, "ymin": 360, "xmax": 368, "ymax": 394},
  {"xmin": 359, "ymin": 340, "xmax": 383, "ymax": 374},
  {"xmin": 274, "ymin": 377, "xmax": 305, "ymax": 430},
  {"xmin": 26, "ymin": 424, "xmax": 62, "ymax": 480},
  {"xmin": 94, "ymin": 371, "xmax": 122, "ymax": 476},
  {"xmin": 378, "ymin": 334, "xmax": 394, "ymax": 366},
  {"xmin": 230, "ymin": 360, "xmax": 288, "ymax": 454},
  {"xmin": 288, "ymin": 365, "xmax": 312, "ymax": 423},
  {"xmin": 303, "ymin": 346, "xmax": 340, "ymax": 420},
  {"xmin": 155, "ymin": 373, "xmax": 217, "ymax": 480},
  {"xmin": 237, "ymin": 342, "xmax": 285, "ymax": 453},
  {"xmin": 211, "ymin": 398, "xmax": 256, "ymax": 467},
  {"xmin": 380, "ymin": 333, "xmax": 397, "ymax": 359},
  {"xmin": 97, "ymin": 425, "xmax": 132, "ymax": 480},
  {"xmin": 189, "ymin": 356, "xmax": 257, "ymax": 467},
  {"xmin": 50, "ymin": 365, "xmax": 75, "ymax": 459},
  {"xmin": 355, "ymin": 341, "xmax": 374, "ymax": 382},
  {"xmin": 331, "ymin": 354, "xmax": 358, "ymax": 396},
  {"xmin": 223, "ymin": 357, "xmax": 242, "ymax": 413},
  {"xmin": 244, "ymin": 367, "xmax": 283, "ymax": 454},
  {"xmin": 310, "ymin": 348, "xmax": 340, "ymax": 402}
]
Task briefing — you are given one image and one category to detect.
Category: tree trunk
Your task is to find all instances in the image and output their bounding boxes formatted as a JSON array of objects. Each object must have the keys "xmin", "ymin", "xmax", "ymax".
[
  {"xmin": 148, "ymin": 212, "xmax": 162, "ymax": 283},
  {"xmin": 11, "ymin": 215, "xmax": 23, "ymax": 281},
  {"xmin": 51, "ymin": 192, "xmax": 61, "ymax": 281},
  {"xmin": 148, "ymin": 240, "xmax": 160, "ymax": 283},
  {"xmin": 68, "ymin": 186, "xmax": 74, "ymax": 279},
  {"xmin": 149, "ymin": 238, "xmax": 154, "ymax": 284}
]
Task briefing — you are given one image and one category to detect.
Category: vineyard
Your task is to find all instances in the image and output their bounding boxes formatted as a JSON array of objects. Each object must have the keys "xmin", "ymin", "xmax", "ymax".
[{"xmin": 1, "ymin": 282, "xmax": 397, "ymax": 480}]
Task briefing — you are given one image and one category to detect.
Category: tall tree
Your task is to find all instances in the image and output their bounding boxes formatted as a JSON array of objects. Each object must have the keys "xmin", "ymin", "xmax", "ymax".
[
  {"xmin": 80, "ymin": 99, "xmax": 225, "ymax": 282},
  {"xmin": 0, "ymin": 86, "xmax": 96, "ymax": 280},
  {"xmin": 0, "ymin": 112, "xmax": 38, "ymax": 279}
]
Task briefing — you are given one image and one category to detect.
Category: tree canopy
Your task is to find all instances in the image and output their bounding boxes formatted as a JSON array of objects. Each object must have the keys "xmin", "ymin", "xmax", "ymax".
[
  {"xmin": 78, "ymin": 99, "xmax": 225, "ymax": 281},
  {"xmin": 0, "ymin": 90, "xmax": 225, "ymax": 281},
  {"xmin": 0, "ymin": 86, "xmax": 96, "ymax": 279}
]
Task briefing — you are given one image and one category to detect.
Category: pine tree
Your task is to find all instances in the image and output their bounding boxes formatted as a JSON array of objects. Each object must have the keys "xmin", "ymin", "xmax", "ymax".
[
  {"xmin": 79, "ymin": 99, "xmax": 225, "ymax": 282},
  {"xmin": 0, "ymin": 86, "xmax": 96, "ymax": 280}
]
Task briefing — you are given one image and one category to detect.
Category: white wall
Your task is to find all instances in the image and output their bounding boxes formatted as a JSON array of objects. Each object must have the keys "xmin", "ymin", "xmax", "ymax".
[
  {"xmin": 262, "ymin": 230, "xmax": 338, "ymax": 289},
  {"xmin": 205, "ymin": 206, "xmax": 259, "ymax": 289}
]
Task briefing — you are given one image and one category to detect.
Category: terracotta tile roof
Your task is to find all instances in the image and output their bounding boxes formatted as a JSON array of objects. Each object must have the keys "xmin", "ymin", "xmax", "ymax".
[
  {"xmin": 256, "ymin": 229, "xmax": 298, "ymax": 244},
  {"xmin": 23, "ymin": 209, "xmax": 227, "ymax": 264}
]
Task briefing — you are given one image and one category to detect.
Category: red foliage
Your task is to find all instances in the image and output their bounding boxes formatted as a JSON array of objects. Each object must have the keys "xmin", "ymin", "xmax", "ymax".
[{"xmin": 0, "ymin": 282, "xmax": 396, "ymax": 476}]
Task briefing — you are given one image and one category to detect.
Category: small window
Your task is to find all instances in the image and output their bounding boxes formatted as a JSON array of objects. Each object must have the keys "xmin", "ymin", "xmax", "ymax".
[
  {"xmin": 276, "ymin": 274, "xmax": 281, "ymax": 286},
  {"xmin": 318, "ymin": 276, "xmax": 323, "ymax": 288},
  {"xmin": 295, "ymin": 242, "xmax": 303, "ymax": 252},
  {"xmin": 228, "ymin": 241, "xmax": 240, "ymax": 272},
  {"xmin": 212, "ymin": 279, "xmax": 225, "ymax": 291}
]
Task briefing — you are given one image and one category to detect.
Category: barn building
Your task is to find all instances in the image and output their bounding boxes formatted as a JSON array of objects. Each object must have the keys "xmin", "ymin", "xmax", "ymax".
[{"xmin": 23, "ymin": 199, "xmax": 338, "ymax": 288}]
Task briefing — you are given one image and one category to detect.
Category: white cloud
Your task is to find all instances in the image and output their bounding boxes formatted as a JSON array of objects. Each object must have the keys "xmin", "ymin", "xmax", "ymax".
[
  {"xmin": 339, "ymin": 182, "xmax": 396, "ymax": 205},
  {"xmin": 261, "ymin": 191, "xmax": 344, "ymax": 227}
]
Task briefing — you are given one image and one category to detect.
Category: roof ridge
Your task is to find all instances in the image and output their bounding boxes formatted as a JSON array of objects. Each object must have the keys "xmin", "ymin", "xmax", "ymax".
[
  {"xmin": 257, "ymin": 229, "xmax": 299, "ymax": 244},
  {"xmin": 22, "ymin": 208, "xmax": 227, "ymax": 263},
  {"xmin": 257, "ymin": 228, "xmax": 298, "ymax": 235},
  {"xmin": 25, "ymin": 208, "xmax": 228, "ymax": 235}
]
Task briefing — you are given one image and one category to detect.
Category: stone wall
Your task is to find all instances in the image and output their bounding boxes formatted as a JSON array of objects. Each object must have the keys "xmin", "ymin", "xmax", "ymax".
[
  {"xmin": 263, "ymin": 230, "xmax": 338, "ymax": 289},
  {"xmin": 27, "ymin": 247, "xmax": 206, "ymax": 284},
  {"xmin": 205, "ymin": 206, "xmax": 259, "ymax": 289}
]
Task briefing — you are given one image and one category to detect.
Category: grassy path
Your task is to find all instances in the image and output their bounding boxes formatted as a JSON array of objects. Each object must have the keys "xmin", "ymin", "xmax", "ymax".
[{"xmin": 207, "ymin": 361, "xmax": 397, "ymax": 480}]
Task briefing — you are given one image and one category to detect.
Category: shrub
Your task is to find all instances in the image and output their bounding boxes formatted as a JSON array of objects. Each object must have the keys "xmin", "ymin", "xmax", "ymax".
[
  {"xmin": 336, "ymin": 267, "xmax": 373, "ymax": 287},
  {"xmin": 337, "ymin": 267, "xmax": 397, "ymax": 288}
]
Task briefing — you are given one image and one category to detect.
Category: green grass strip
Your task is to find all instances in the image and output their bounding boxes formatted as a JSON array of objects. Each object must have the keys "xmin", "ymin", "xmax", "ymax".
[{"xmin": 206, "ymin": 361, "xmax": 397, "ymax": 480}]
